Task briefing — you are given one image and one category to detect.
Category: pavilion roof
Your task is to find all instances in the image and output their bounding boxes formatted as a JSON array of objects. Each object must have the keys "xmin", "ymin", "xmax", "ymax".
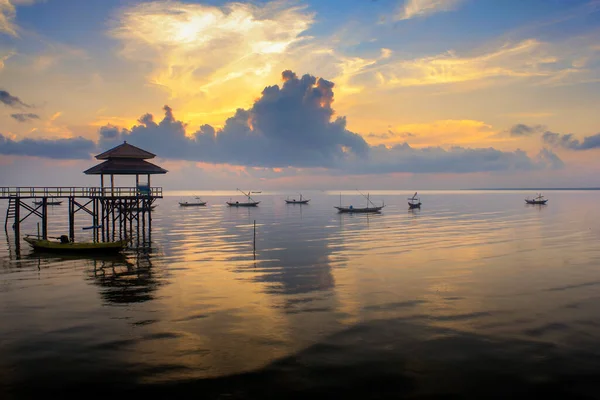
[
  {"xmin": 83, "ymin": 158, "xmax": 168, "ymax": 175},
  {"xmin": 95, "ymin": 141, "xmax": 156, "ymax": 160}
]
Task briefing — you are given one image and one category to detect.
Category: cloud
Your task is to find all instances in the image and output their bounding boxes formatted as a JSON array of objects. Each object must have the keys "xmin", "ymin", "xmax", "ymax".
[
  {"xmin": 509, "ymin": 123, "xmax": 545, "ymax": 137},
  {"xmin": 375, "ymin": 39, "xmax": 570, "ymax": 87},
  {"xmin": 10, "ymin": 112, "xmax": 39, "ymax": 122},
  {"xmin": 2, "ymin": 70, "xmax": 563, "ymax": 173},
  {"xmin": 0, "ymin": 89, "xmax": 30, "ymax": 107},
  {"xmin": 0, "ymin": 133, "xmax": 96, "ymax": 159},
  {"xmin": 111, "ymin": 1, "xmax": 313, "ymax": 100},
  {"xmin": 0, "ymin": 0, "xmax": 38, "ymax": 37},
  {"xmin": 396, "ymin": 0, "xmax": 463, "ymax": 21},
  {"xmin": 542, "ymin": 131, "xmax": 600, "ymax": 150}
]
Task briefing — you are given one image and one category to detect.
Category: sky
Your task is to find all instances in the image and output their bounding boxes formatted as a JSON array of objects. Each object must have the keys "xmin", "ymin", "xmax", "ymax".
[{"xmin": 0, "ymin": 0, "xmax": 599, "ymax": 189}]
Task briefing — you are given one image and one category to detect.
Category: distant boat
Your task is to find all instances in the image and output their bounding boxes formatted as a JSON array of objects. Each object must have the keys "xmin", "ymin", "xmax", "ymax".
[
  {"xmin": 408, "ymin": 192, "xmax": 421, "ymax": 209},
  {"xmin": 119, "ymin": 204, "xmax": 156, "ymax": 212},
  {"xmin": 335, "ymin": 190, "xmax": 384, "ymax": 213},
  {"xmin": 285, "ymin": 193, "xmax": 310, "ymax": 204},
  {"xmin": 33, "ymin": 200, "xmax": 62, "ymax": 206},
  {"xmin": 179, "ymin": 197, "xmax": 207, "ymax": 207},
  {"xmin": 525, "ymin": 193, "xmax": 548, "ymax": 205},
  {"xmin": 82, "ymin": 225, "xmax": 102, "ymax": 230},
  {"xmin": 227, "ymin": 189, "xmax": 260, "ymax": 207},
  {"xmin": 24, "ymin": 235, "xmax": 127, "ymax": 254}
]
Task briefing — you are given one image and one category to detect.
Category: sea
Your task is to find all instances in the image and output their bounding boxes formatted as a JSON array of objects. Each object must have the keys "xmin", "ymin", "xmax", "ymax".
[{"xmin": 2, "ymin": 190, "xmax": 600, "ymax": 399}]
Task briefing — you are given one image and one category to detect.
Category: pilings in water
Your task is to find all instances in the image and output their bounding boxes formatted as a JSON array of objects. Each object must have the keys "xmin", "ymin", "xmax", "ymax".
[{"xmin": 4, "ymin": 194, "xmax": 155, "ymax": 248}]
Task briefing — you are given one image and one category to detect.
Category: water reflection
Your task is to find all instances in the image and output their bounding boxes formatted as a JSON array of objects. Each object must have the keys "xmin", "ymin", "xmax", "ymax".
[{"xmin": 87, "ymin": 252, "xmax": 161, "ymax": 305}]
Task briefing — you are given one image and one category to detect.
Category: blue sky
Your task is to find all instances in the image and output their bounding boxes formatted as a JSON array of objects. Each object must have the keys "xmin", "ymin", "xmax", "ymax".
[{"xmin": 1, "ymin": 0, "xmax": 599, "ymax": 189}]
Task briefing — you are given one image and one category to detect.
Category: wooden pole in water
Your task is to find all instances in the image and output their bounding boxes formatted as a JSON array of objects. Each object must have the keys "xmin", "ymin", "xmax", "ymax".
[
  {"xmin": 253, "ymin": 219, "xmax": 256, "ymax": 260},
  {"xmin": 14, "ymin": 198, "xmax": 20, "ymax": 239},
  {"xmin": 68, "ymin": 197, "xmax": 75, "ymax": 242},
  {"xmin": 41, "ymin": 197, "xmax": 47, "ymax": 240}
]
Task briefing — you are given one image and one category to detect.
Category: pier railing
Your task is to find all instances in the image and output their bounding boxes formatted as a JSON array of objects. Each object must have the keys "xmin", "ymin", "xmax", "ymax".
[{"xmin": 0, "ymin": 186, "xmax": 163, "ymax": 199}]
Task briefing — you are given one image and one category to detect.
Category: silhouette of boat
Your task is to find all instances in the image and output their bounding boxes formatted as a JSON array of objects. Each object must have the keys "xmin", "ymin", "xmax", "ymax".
[
  {"xmin": 179, "ymin": 197, "xmax": 207, "ymax": 206},
  {"xmin": 408, "ymin": 192, "xmax": 421, "ymax": 209},
  {"xmin": 335, "ymin": 191, "xmax": 384, "ymax": 213},
  {"xmin": 24, "ymin": 235, "xmax": 128, "ymax": 253},
  {"xmin": 285, "ymin": 193, "xmax": 310, "ymax": 204},
  {"xmin": 525, "ymin": 193, "xmax": 548, "ymax": 205},
  {"xmin": 227, "ymin": 189, "xmax": 260, "ymax": 207}
]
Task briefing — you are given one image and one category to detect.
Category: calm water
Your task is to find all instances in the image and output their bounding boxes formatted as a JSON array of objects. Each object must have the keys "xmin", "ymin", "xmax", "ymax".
[{"xmin": 2, "ymin": 190, "xmax": 600, "ymax": 398}]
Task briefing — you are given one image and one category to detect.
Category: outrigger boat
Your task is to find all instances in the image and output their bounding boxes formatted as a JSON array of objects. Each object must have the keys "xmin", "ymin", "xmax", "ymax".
[
  {"xmin": 33, "ymin": 199, "xmax": 62, "ymax": 206},
  {"xmin": 24, "ymin": 235, "xmax": 128, "ymax": 254},
  {"xmin": 335, "ymin": 190, "xmax": 385, "ymax": 213},
  {"xmin": 525, "ymin": 193, "xmax": 548, "ymax": 205},
  {"xmin": 179, "ymin": 197, "xmax": 207, "ymax": 206},
  {"xmin": 285, "ymin": 193, "xmax": 310, "ymax": 204},
  {"xmin": 226, "ymin": 189, "xmax": 260, "ymax": 207},
  {"xmin": 408, "ymin": 192, "xmax": 421, "ymax": 209}
]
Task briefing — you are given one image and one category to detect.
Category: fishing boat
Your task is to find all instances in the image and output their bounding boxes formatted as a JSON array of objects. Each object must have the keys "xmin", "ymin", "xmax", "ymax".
[
  {"xmin": 226, "ymin": 189, "xmax": 260, "ymax": 207},
  {"xmin": 82, "ymin": 225, "xmax": 102, "ymax": 230},
  {"xmin": 33, "ymin": 200, "xmax": 62, "ymax": 206},
  {"xmin": 119, "ymin": 205, "xmax": 156, "ymax": 212},
  {"xmin": 335, "ymin": 191, "xmax": 385, "ymax": 213},
  {"xmin": 408, "ymin": 192, "xmax": 421, "ymax": 209},
  {"xmin": 525, "ymin": 193, "xmax": 548, "ymax": 205},
  {"xmin": 24, "ymin": 235, "xmax": 128, "ymax": 253},
  {"xmin": 285, "ymin": 193, "xmax": 310, "ymax": 204},
  {"xmin": 179, "ymin": 197, "xmax": 207, "ymax": 207}
]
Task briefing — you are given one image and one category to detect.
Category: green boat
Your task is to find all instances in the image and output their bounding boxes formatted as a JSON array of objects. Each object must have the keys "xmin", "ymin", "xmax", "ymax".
[{"xmin": 24, "ymin": 236, "xmax": 128, "ymax": 254}]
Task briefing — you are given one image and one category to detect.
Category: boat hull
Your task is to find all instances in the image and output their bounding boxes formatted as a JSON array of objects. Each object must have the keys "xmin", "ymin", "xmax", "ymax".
[
  {"xmin": 335, "ymin": 206, "xmax": 384, "ymax": 213},
  {"xmin": 33, "ymin": 201, "xmax": 62, "ymax": 206},
  {"xmin": 227, "ymin": 201, "xmax": 260, "ymax": 207},
  {"xmin": 408, "ymin": 202, "xmax": 421, "ymax": 209},
  {"xmin": 179, "ymin": 202, "xmax": 207, "ymax": 207},
  {"xmin": 525, "ymin": 200, "xmax": 548, "ymax": 205},
  {"xmin": 24, "ymin": 237, "xmax": 127, "ymax": 253},
  {"xmin": 285, "ymin": 200, "xmax": 310, "ymax": 204}
]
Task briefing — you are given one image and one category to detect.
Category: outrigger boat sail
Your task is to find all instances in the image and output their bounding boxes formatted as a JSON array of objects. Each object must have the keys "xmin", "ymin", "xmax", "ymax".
[
  {"xmin": 179, "ymin": 197, "xmax": 207, "ymax": 206},
  {"xmin": 285, "ymin": 193, "xmax": 310, "ymax": 204},
  {"xmin": 226, "ymin": 189, "xmax": 260, "ymax": 207},
  {"xmin": 335, "ymin": 190, "xmax": 385, "ymax": 213},
  {"xmin": 24, "ymin": 235, "xmax": 128, "ymax": 254},
  {"xmin": 525, "ymin": 193, "xmax": 548, "ymax": 205},
  {"xmin": 33, "ymin": 198, "xmax": 62, "ymax": 206},
  {"xmin": 408, "ymin": 192, "xmax": 421, "ymax": 209}
]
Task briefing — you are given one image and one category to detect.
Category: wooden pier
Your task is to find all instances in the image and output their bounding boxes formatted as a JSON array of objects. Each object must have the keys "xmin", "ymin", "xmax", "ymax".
[{"xmin": 2, "ymin": 142, "xmax": 167, "ymax": 251}]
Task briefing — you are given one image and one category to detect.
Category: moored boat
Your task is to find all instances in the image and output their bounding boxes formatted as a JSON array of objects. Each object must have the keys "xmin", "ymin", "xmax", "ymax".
[
  {"xmin": 24, "ymin": 235, "xmax": 128, "ymax": 253},
  {"xmin": 335, "ymin": 190, "xmax": 385, "ymax": 213},
  {"xmin": 285, "ymin": 193, "xmax": 310, "ymax": 204},
  {"xmin": 179, "ymin": 197, "xmax": 207, "ymax": 206},
  {"xmin": 227, "ymin": 189, "xmax": 260, "ymax": 207},
  {"xmin": 525, "ymin": 193, "xmax": 548, "ymax": 205},
  {"xmin": 408, "ymin": 192, "xmax": 421, "ymax": 209},
  {"xmin": 33, "ymin": 200, "xmax": 62, "ymax": 206}
]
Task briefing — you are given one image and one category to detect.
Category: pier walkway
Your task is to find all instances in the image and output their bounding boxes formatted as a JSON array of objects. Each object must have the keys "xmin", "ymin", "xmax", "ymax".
[{"xmin": 0, "ymin": 186, "xmax": 163, "ymax": 199}]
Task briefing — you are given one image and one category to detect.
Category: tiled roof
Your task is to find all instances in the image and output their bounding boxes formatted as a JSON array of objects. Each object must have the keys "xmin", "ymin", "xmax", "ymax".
[
  {"xmin": 95, "ymin": 141, "xmax": 156, "ymax": 160},
  {"xmin": 84, "ymin": 158, "xmax": 168, "ymax": 175}
]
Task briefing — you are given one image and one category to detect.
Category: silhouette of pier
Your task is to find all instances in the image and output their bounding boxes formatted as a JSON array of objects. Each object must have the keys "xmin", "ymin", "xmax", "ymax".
[{"xmin": 2, "ymin": 142, "xmax": 167, "ymax": 250}]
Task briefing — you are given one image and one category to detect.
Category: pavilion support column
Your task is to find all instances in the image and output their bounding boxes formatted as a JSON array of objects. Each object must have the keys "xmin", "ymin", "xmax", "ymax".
[
  {"xmin": 148, "ymin": 174, "xmax": 151, "ymax": 191},
  {"xmin": 136, "ymin": 174, "xmax": 139, "ymax": 187},
  {"xmin": 101, "ymin": 175, "xmax": 104, "ymax": 197},
  {"xmin": 111, "ymin": 174, "xmax": 114, "ymax": 197}
]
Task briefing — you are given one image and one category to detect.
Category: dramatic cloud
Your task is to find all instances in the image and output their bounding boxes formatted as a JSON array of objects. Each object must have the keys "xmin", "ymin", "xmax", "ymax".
[
  {"xmin": 2, "ymin": 70, "xmax": 564, "ymax": 173},
  {"xmin": 10, "ymin": 112, "xmax": 39, "ymax": 122},
  {"xmin": 0, "ymin": 89, "xmax": 30, "ymax": 108},
  {"xmin": 0, "ymin": 133, "xmax": 96, "ymax": 159},
  {"xmin": 111, "ymin": 1, "xmax": 313, "ymax": 100},
  {"xmin": 396, "ymin": 0, "xmax": 463, "ymax": 21},
  {"xmin": 509, "ymin": 124, "xmax": 545, "ymax": 137},
  {"xmin": 542, "ymin": 131, "xmax": 600, "ymax": 150}
]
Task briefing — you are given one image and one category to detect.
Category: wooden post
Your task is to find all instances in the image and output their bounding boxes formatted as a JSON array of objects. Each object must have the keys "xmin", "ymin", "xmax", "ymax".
[
  {"xmin": 69, "ymin": 197, "xmax": 75, "ymax": 242},
  {"xmin": 101, "ymin": 175, "xmax": 104, "ymax": 197},
  {"xmin": 13, "ymin": 198, "xmax": 20, "ymax": 239},
  {"xmin": 110, "ymin": 174, "xmax": 114, "ymax": 197},
  {"xmin": 42, "ymin": 197, "xmax": 48, "ymax": 240},
  {"xmin": 253, "ymin": 220, "xmax": 256, "ymax": 260}
]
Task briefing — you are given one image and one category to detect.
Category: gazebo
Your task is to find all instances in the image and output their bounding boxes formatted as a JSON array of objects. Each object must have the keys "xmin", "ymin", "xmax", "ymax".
[{"xmin": 84, "ymin": 141, "xmax": 167, "ymax": 195}]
